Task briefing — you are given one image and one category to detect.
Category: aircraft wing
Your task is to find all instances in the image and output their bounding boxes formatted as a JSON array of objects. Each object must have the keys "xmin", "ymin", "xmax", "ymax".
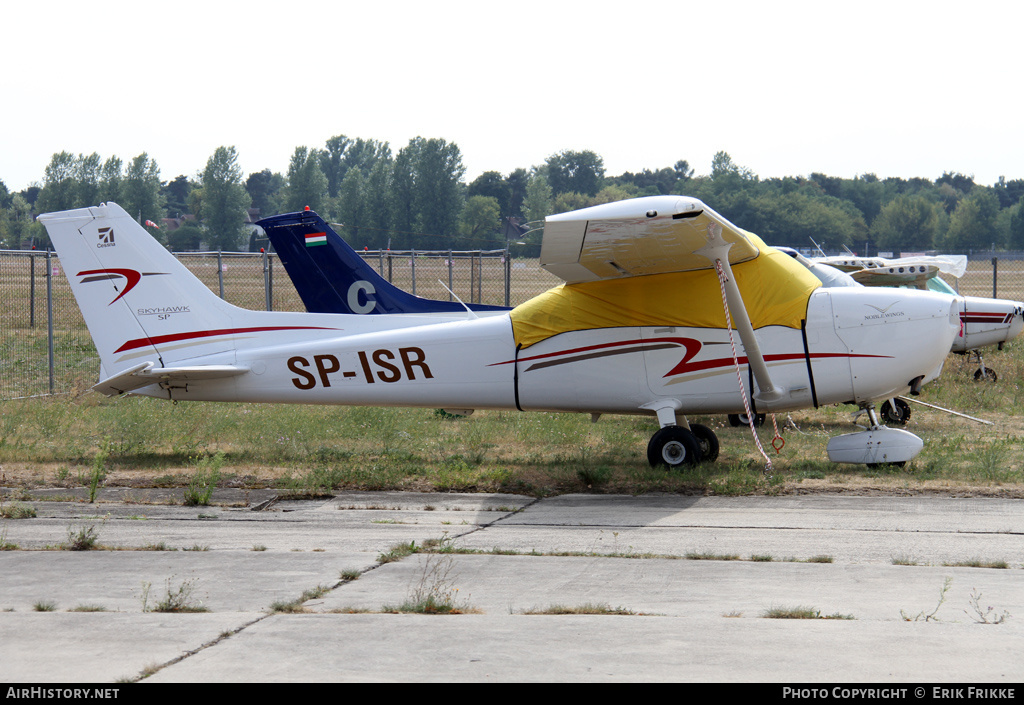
[
  {"xmin": 540, "ymin": 196, "xmax": 762, "ymax": 283},
  {"xmin": 847, "ymin": 264, "xmax": 941, "ymax": 289},
  {"xmin": 93, "ymin": 362, "xmax": 249, "ymax": 396},
  {"xmin": 818, "ymin": 255, "xmax": 967, "ymax": 279}
]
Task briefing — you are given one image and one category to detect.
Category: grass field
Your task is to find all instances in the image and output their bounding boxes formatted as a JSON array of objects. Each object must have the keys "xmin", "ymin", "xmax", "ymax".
[{"xmin": 0, "ymin": 342, "xmax": 1021, "ymax": 499}]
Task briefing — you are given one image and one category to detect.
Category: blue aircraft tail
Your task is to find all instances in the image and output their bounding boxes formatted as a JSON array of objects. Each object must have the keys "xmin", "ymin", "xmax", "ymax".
[{"xmin": 257, "ymin": 209, "xmax": 510, "ymax": 316}]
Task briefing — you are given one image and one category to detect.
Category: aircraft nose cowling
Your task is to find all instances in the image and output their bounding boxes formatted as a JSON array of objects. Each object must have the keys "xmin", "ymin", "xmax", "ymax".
[
  {"xmin": 829, "ymin": 288, "xmax": 959, "ymax": 403},
  {"xmin": 955, "ymin": 297, "xmax": 1024, "ymax": 352}
]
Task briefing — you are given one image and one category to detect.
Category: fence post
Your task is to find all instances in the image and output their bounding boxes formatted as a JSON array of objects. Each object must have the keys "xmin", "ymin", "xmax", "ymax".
[
  {"xmin": 992, "ymin": 257, "xmax": 998, "ymax": 299},
  {"xmin": 470, "ymin": 252, "xmax": 476, "ymax": 304},
  {"xmin": 29, "ymin": 253, "xmax": 36, "ymax": 328},
  {"xmin": 46, "ymin": 250, "xmax": 55, "ymax": 394},
  {"xmin": 448, "ymin": 250, "xmax": 453, "ymax": 301},
  {"xmin": 504, "ymin": 246, "xmax": 511, "ymax": 307},
  {"xmin": 411, "ymin": 249, "xmax": 416, "ymax": 296},
  {"xmin": 263, "ymin": 249, "xmax": 272, "ymax": 311},
  {"xmin": 217, "ymin": 251, "xmax": 225, "ymax": 299}
]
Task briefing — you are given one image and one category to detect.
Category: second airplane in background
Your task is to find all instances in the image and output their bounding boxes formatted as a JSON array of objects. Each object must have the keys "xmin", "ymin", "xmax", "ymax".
[{"xmin": 257, "ymin": 208, "xmax": 510, "ymax": 317}]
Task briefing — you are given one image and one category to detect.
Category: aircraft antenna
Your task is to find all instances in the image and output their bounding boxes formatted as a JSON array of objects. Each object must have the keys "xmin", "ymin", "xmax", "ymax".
[{"xmin": 436, "ymin": 280, "xmax": 479, "ymax": 319}]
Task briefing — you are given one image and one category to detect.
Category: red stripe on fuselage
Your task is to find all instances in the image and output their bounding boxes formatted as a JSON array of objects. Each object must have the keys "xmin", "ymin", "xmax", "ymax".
[{"xmin": 114, "ymin": 326, "xmax": 340, "ymax": 353}]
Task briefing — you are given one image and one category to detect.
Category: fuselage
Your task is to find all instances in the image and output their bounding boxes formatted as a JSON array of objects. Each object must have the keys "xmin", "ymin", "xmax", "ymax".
[{"xmin": 137, "ymin": 286, "xmax": 959, "ymax": 419}]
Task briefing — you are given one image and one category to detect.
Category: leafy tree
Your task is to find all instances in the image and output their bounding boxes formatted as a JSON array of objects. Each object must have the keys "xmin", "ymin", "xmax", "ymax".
[
  {"xmin": 522, "ymin": 172, "xmax": 552, "ymax": 225},
  {"xmin": 320, "ymin": 135, "xmax": 351, "ymax": 198},
  {"xmin": 389, "ymin": 141, "xmax": 418, "ymax": 241},
  {"xmin": 245, "ymin": 169, "xmax": 285, "ymax": 216},
  {"xmin": 335, "ymin": 167, "xmax": 366, "ymax": 244},
  {"xmin": 841, "ymin": 173, "xmax": 885, "ymax": 226},
  {"xmin": 467, "ymin": 171, "xmax": 510, "ymax": 220},
  {"xmin": 459, "ymin": 195, "xmax": 500, "ymax": 245},
  {"xmin": 120, "ymin": 153, "xmax": 164, "ymax": 227},
  {"xmin": 166, "ymin": 223, "xmax": 204, "ymax": 251},
  {"xmin": 1008, "ymin": 196, "xmax": 1024, "ymax": 250},
  {"xmin": 745, "ymin": 190, "xmax": 865, "ymax": 250},
  {"xmin": 362, "ymin": 158, "xmax": 394, "ymax": 248},
  {"xmin": 36, "ymin": 151, "xmax": 79, "ymax": 212},
  {"xmin": 75, "ymin": 153, "xmax": 102, "ymax": 207},
  {"xmin": 993, "ymin": 176, "xmax": 1024, "ymax": 209},
  {"xmin": 545, "ymin": 149, "xmax": 605, "ymax": 197},
  {"xmin": 871, "ymin": 195, "xmax": 942, "ymax": 252},
  {"xmin": 319, "ymin": 135, "xmax": 391, "ymax": 200},
  {"xmin": 936, "ymin": 186, "xmax": 1000, "ymax": 252},
  {"xmin": 162, "ymin": 175, "xmax": 195, "ymax": 218},
  {"xmin": 413, "ymin": 137, "xmax": 465, "ymax": 245},
  {"xmin": 552, "ymin": 191, "xmax": 590, "ymax": 214},
  {"xmin": 285, "ymin": 146, "xmax": 328, "ymax": 213},
  {"xmin": 99, "ymin": 156, "xmax": 123, "ymax": 204},
  {"xmin": 505, "ymin": 168, "xmax": 529, "ymax": 220},
  {"xmin": 199, "ymin": 146, "xmax": 252, "ymax": 250}
]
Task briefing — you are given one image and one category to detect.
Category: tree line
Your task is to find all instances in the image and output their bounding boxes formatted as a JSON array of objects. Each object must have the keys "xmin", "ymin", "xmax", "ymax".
[{"xmin": 2, "ymin": 138, "xmax": 1023, "ymax": 257}]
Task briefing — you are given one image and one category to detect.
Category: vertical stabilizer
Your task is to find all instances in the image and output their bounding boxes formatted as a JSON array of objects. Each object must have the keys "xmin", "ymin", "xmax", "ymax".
[
  {"xmin": 258, "ymin": 209, "xmax": 509, "ymax": 315},
  {"xmin": 37, "ymin": 203, "xmax": 343, "ymax": 379}
]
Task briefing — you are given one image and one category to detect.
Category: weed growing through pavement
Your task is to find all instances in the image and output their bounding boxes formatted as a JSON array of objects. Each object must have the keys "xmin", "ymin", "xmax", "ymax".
[
  {"xmin": 381, "ymin": 536, "xmax": 478, "ymax": 614},
  {"xmin": 140, "ymin": 577, "xmax": 209, "ymax": 613},
  {"xmin": 761, "ymin": 606, "xmax": 855, "ymax": 620},
  {"xmin": 965, "ymin": 588, "xmax": 1011, "ymax": 624},
  {"xmin": 64, "ymin": 521, "xmax": 104, "ymax": 550},
  {"xmin": 901, "ymin": 576, "xmax": 952, "ymax": 622},
  {"xmin": 0, "ymin": 501, "xmax": 35, "ymax": 519},
  {"xmin": 269, "ymin": 585, "xmax": 331, "ymax": 613},
  {"xmin": 521, "ymin": 603, "xmax": 637, "ymax": 615}
]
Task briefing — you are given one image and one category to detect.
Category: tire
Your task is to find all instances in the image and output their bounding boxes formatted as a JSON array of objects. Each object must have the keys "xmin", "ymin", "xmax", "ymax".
[
  {"xmin": 689, "ymin": 423, "xmax": 720, "ymax": 463},
  {"xmin": 974, "ymin": 367, "xmax": 997, "ymax": 382},
  {"xmin": 879, "ymin": 398, "xmax": 911, "ymax": 426},
  {"xmin": 728, "ymin": 413, "xmax": 765, "ymax": 427},
  {"xmin": 647, "ymin": 426, "xmax": 702, "ymax": 469}
]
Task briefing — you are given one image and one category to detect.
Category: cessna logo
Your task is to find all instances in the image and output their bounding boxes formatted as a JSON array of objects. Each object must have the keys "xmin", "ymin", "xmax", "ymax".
[
  {"xmin": 864, "ymin": 301, "xmax": 905, "ymax": 320},
  {"xmin": 77, "ymin": 268, "xmax": 169, "ymax": 305},
  {"xmin": 97, "ymin": 227, "xmax": 115, "ymax": 248}
]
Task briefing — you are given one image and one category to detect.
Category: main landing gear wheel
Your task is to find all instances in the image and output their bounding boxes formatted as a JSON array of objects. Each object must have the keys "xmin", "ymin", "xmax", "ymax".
[
  {"xmin": 728, "ymin": 413, "xmax": 765, "ymax": 427},
  {"xmin": 974, "ymin": 367, "xmax": 998, "ymax": 382},
  {"xmin": 647, "ymin": 426, "xmax": 702, "ymax": 469},
  {"xmin": 879, "ymin": 398, "xmax": 911, "ymax": 426},
  {"xmin": 689, "ymin": 423, "xmax": 720, "ymax": 463}
]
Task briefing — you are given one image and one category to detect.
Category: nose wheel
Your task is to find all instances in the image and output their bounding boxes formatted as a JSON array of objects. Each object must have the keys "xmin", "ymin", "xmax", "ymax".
[{"xmin": 880, "ymin": 398, "xmax": 911, "ymax": 426}]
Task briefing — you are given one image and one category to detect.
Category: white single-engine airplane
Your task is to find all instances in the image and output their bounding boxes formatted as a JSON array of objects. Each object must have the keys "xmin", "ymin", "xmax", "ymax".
[{"xmin": 39, "ymin": 196, "xmax": 961, "ymax": 467}]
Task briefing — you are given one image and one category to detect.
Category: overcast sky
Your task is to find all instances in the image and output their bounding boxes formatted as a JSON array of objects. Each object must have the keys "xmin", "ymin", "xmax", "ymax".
[{"xmin": 4, "ymin": 0, "xmax": 1022, "ymax": 194}]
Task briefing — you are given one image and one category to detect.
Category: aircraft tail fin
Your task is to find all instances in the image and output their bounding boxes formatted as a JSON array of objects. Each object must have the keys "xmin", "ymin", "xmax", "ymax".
[
  {"xmin": 258, "ymin": 209, "xmax": 509, "ymax": 315},
  {"xmin": 37, "ymin": 202, "xmax": 340, "ymax": 385}
]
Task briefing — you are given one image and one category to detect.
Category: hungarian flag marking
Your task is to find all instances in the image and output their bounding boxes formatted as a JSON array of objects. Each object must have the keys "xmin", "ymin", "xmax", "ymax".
[{"xmin": 305, "ymin": 232, "xmax": 328, "ymax": 247}]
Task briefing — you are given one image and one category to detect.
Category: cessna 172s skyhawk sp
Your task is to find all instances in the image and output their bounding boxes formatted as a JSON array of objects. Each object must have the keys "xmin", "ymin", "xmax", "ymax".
[{"xmin": 38, "ymin": 197, "xmax": 960, "ymax": 467}]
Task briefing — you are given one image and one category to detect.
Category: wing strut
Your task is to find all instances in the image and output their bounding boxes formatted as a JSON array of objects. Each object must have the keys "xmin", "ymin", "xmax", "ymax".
[{"xmin": 696, "ymin": 224, "xmax": 784, "ymax": 406}]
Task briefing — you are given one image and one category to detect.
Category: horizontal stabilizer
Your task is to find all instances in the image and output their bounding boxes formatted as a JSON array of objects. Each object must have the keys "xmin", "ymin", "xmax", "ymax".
[{"xmin": 93, "ymin": 362, "xmax": 249, "ymax": 396}]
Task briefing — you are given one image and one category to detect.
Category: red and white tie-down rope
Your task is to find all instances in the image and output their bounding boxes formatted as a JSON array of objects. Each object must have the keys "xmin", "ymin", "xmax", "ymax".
[{"xmin": 713, "ymin": 259, "xmax": 781, "ymax": 475}]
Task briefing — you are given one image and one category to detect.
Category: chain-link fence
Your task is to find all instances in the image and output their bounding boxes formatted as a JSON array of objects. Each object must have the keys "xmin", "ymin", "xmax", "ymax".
[{"xmin": 0, "ymin": 249, "xmax": 562, "ymax": 399}]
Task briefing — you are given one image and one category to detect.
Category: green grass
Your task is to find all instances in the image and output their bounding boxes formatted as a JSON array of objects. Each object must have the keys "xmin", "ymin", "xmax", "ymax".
[{"xmin": 1, "ymin": 343, "xmax": 1023, "ymax": 497}]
